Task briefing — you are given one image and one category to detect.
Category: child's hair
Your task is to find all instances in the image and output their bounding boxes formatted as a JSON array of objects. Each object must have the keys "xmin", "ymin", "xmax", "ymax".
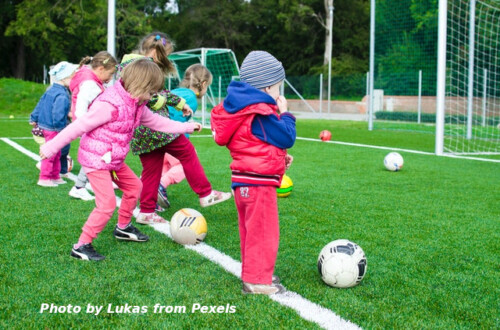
[
  {"xmin": 79, "ymin": 51, "xmax": 117, "ymax": 71},
  {"xmin": 121, "ymin": 58, "xmax": 164, "ymax": 98},
  {"xmin": 179, "ymin": 64, "xmax": 213, "ymax": 95},
  {"xmin": 137, "ymin": 32, "xmax": 176, "ymax": 75}
]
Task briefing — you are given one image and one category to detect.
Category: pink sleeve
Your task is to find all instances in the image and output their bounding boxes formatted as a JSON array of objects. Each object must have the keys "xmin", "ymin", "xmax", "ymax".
[
  {"xmin": 41, "ymin": 101, "xmax": 114, "ymax": 159},
  {"xmin": 140, "ymin": 106, "xmax": 196, "ymax": 134}
]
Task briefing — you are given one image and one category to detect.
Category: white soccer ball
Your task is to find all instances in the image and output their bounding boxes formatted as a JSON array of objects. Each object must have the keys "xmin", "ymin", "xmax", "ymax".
[
  {"xmin": 384, "ymin": 152, "xmax": 404, "ymax": 171},
  {"xmin": 317, "ymin": 239, "xmax": 367, "ymax": 288},
  {"xmin": 170, "ymin": 208, "xmax": 207, "ymax": 245}
]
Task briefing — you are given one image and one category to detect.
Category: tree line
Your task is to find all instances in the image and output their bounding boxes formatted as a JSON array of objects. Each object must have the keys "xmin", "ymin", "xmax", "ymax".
[
  {"xmin": 1, "ymin": 0, "xmax": 369, "ymax": 82},
  {"xmin": 6, "ymin": 0, "xmax": 494, "ymax": 99}
]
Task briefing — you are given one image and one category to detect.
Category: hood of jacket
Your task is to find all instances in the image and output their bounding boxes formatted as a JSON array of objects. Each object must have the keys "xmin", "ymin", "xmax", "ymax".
[{"xmin": 211, "ymin": 81, "xmax": 277, "ymax": 146}]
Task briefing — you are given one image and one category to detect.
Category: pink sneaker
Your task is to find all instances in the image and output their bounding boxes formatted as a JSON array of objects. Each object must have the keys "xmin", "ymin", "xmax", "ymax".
[
  {"xmin": 199, "ymin": 190, "xmax": 232, "ymax": 207},
  {"xmin": 37, "ymin": 179, "xmax": 58, "ymax": 187},
  {"xmin": 242, "ymin": 282, "xmax": 285, "ymax": 295},
  {"xmin": 136, "ymin": 212, "xmax": 167, "ymax": 225}
]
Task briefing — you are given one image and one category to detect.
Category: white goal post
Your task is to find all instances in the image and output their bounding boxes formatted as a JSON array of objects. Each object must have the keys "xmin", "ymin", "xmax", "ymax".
[
  {"xmin": 436, "ymin": 0, "xmax": 500, "ymax": 156},
  {"xmin": 168, "ymin": 48, "xmax": 318, "ymax": 127}
]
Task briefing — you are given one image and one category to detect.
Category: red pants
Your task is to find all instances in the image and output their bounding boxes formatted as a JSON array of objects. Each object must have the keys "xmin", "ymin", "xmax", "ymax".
[
  {"xmin": 78, "ymin": 164, "xmax": 142, "ymax": 244},
  {"xmin": 139, "ymin": 135, "xmax": 212, "ymax": 213},
  {"xmin": 234, "ymin": 186, "xmax": 280, "ymax": 285}
]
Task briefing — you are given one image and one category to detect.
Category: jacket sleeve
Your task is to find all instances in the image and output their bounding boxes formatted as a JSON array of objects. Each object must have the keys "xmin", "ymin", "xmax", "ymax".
[
  {"xmin": 30, "ymin": 96, "xmax": 44, "ymax": 123},
  {"xmin": 150, "ymin": 90, "xmax": 186, "ymax": 111},
  {"xmin": 75, "ymin": 80, "xmax": 102, "ymax": 119},
  {"xmin": 52, "ymin": 93, "xmax": 71, "ymax": 130},
  {"xmin": 251, "ymin": 112, "xmax": 296, "ymax": 149},
  {"xmin": 40, "ymin": 102, "xmax": 114, "ymax": 159},
  {"xmin": 140, "ymin": 107, "xmax": 196, "ymax": 134}
]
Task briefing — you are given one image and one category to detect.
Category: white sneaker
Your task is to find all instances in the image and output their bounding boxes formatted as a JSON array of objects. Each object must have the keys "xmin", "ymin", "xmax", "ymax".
[
  {"xmin": 136, "ymin": 212, "xmax": 167, "ymax": 225},
  {"xmin": 37, "ymin": 179, "xmax": 58, "ymax": 187},
  {"xmin": 199, "ymin": 190, "xmax": 232, "ymax": 207},
  {"xmin": 53, "ymin": 178, "xmax": 66, "ymax": 185},
  {"xmin": 69, "ymin": 186, "xmax": 95, "ymax": 201}
]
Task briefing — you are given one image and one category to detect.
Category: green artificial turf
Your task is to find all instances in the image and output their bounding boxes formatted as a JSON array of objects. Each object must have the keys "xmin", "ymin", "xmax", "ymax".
[{"xmin": 0, "ymin": 78, "xmax": 498, "ymax": 328}]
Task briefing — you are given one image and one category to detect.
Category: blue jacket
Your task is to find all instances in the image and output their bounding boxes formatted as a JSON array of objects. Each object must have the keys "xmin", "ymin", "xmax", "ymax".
[
  {"xmin": 168, "ymin": 87, "xmax": 198, "ymax": 138},
  {"xmin": 30, "ymin": 84, "xmax": 71, "ymax": 132}
]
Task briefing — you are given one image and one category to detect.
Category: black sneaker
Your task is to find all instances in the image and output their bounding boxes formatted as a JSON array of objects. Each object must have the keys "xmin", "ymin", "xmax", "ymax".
[
  {"xmin": 157, "ymin": 184, "xmax": 170, "ymax": 209},
  {"xmin": 71, "ymin": 243, "xmax": 105, "ymax": 261},
  {"xmin": 113, "ymin": 224, "xmax": 149, "ymax": 242}
]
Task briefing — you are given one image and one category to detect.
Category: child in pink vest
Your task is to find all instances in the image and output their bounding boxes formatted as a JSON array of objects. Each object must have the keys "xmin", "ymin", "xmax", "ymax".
[
  {"xmin": 40, "ymin": 59, "xmax": 201, "ymax": 261},
  {"xmin": 68, "ymin": 51, "xmax": 117, "ymax": 202}
]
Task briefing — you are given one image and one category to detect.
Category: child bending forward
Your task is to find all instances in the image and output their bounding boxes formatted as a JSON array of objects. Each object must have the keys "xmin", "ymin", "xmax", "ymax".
[
  {"xmin": 40, "ymin": 59, "xmax": 201, "ymax": 261},
  {"xmin": 211, "ymin": 51, "xmax": 296, "ymax": 294}
]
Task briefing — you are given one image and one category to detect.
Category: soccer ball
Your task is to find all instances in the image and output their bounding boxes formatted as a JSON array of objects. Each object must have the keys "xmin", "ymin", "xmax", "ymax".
[
  {"xmin": 319, "ymin": 130, "xmax": 332, "ymax": 141},
  {"xmin": 277, "ymin": 174, "xmax": 293, "ymax": 198},
  {"xmin": 170, "ymin": 208, "xmax": 207, "ymax": 245},
  {"xmin": 384, "ymin": 152, "xmax": 404, "ymax": 171},
  {"xmin": 317, "ymin": 239, "xmax": 367, "ymax": 288}
]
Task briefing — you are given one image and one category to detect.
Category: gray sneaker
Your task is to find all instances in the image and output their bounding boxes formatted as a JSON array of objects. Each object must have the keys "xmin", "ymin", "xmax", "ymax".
[{"xmin": 242, "ymin": 282, "xmax": 285, "ymax": 295}]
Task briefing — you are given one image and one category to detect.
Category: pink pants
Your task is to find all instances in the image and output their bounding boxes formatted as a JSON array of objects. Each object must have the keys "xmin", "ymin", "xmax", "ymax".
[
  {"xmin": 234, "ymin": 186, "xmax": 280, "ymax": 285},
  {"xmin": 39, "ymin": 130, "xmax": 61, "ymax": 180},
  {"xmin": 78, "ymin": 164, "xmax": 142, "ymax": 244},
  {"xmin": 139, "ymin": 135, "xmax": 212, "ymax": 213},
  {"xmin": 160, "ymin": 153, "xmax": 185, "ymax": 187}
]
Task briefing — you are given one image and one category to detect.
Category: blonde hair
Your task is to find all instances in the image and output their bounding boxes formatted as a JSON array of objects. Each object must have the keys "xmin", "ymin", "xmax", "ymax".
[
  {"xmin": 79, "ymin": 51, "xmax": 117, "ymax": 71},
  {"xmin": 121, "ymin": 59, "xmax": 164, "ymax": 98},
  {"xmin": 138, "ymin": 32, "xmax": 176, "ymax": 75},
  {"xmin": 179, "ymin": 64, "xmax": 213, "ymax": 96}
]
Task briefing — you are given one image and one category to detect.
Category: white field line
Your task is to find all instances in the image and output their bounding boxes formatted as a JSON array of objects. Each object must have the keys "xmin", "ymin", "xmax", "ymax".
[
  {"xmin": 297, "ymin": 137, "xmax": 500, "ymax": 163},
  {"xmin": 1, "ymin": 137, "xmax": 361, "ymax": 330}
]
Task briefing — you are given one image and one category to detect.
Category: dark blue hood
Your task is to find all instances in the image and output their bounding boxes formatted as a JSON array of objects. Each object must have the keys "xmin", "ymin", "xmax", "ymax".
[{"xmin": 223, "ymin": 81, "xmax": 276, "ymax": 113}]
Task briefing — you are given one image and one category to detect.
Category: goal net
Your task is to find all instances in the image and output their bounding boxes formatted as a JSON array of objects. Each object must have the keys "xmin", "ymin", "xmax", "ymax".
[
  {"xmin": 370, "ymin": 0, "xmax": 439, "ymax": 133},
  {"xmin": 442, "ymin": 0, "xmax": 500, "ymax": 155},
  {"xmin": 168, "ymin": 48, "xmax": 240, "ymax": 126}
]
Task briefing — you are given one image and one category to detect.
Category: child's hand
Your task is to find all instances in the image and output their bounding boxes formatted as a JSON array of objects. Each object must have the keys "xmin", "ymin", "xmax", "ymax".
[
  {"xmin": 182, "ymin": 104, "xmax": 193, "ymax": 117},
  {"xmin": 193, "ymin": 122, "xmax": 202, "ymax": 132},
  {"xmin": 29, "ymin": 121, "xmax": 37, "ymax": 127},
  {"xmin": 276, "ymin": 95, "xmax": 288, "ymax": 114},
  {"xmin": 285, "ymin": 154, "xmax": 293, "ymax": 170},
  {"xmin": 39, "ymin": 150, "xmax": 47, "ymax": 160}
]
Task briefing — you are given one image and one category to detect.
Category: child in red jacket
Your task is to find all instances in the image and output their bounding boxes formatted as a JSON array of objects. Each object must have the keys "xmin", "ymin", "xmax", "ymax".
[{"xmin": 211, "ymin": 51, "xmax": 296, "ymax": 294}]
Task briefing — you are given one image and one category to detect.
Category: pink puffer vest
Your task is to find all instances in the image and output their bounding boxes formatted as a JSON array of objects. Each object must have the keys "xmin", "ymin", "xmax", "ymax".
[
  {"xmin": 69, "ymin": 66, "xmax": 104, "ymax": 120},
  {"xmin": 78, "ymin": 80, "xmax": 144, "ymax": 170}
]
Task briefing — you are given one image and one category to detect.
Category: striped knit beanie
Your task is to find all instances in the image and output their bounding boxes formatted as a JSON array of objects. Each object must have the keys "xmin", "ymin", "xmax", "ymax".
[{"xmin": 240, "ymin": 51, "xmax": 285, "ymax": 89}]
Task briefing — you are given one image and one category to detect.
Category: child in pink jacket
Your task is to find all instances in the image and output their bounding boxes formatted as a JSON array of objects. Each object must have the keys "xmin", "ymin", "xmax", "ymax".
[{"xmin": 40, "ymin": 59, "xmax": 201, "ymax": 261}]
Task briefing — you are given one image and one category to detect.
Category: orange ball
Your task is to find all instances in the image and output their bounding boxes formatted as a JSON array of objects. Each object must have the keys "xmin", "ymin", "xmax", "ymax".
[{"xmin": 319, "ymin": 130, "xmax": 332, "ymax": 141}]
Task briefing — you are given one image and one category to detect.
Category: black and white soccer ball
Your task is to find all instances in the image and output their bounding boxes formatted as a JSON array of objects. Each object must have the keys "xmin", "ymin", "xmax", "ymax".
[{"xmin": 317, "ymin": 239, "xmax": 367, "ymax": 288}]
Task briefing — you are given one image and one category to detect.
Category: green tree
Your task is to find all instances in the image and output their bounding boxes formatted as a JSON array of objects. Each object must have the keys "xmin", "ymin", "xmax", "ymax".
[{"xmin": 4, "ymin": 0, "xmax": 153, "ymax": 80}]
